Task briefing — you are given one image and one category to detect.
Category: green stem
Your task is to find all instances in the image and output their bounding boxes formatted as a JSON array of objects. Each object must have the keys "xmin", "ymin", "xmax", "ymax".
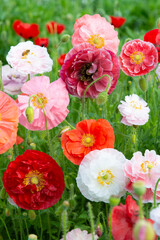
[
  {"xmin": 88, "ymin": 203, "xmax": 95, "ymax": 240},
  {"xmin": 63, "ymin": 119, "xmax": 75, "ymax": 129},
  {"xmin": 28, "ymin": 95, "xmax": 53, "ymax": 157},
  {"xmin": 81, "ymin": 74, "xmax": 111, "ymax": 120},
  {"xmin": 0, "ymin": 216, "xmax": 12, "ymax": 240},
  {"xmin": 153, "ymin": 177, "xmax": 160, "ymax": 208},
  {"xmin": 47, "ymin": 210, "xmax": 51, "ymax": 240},
  {"xmin": 0, "ymin": 61, "xmax": 3, "ymax": 91},
  {"xmin": 109, "ymin": 207, "xmax": 113, "ymax": 240},
  {"xmin": 24, "ymin": 218, "xmax": 29, "ymax": 236},
  {"xmin": 139, "ymin": 196, "xmax": 144, "ymax": 220},
  {"xmin": 97, "ymin": 211, "xmax": 107, "ymax": 236},
  {"xmin": 18, "ymin": 208, "xmax": 23, "ymax": 240},
  {"xmin": 38, "ymin": 211, "xmax": 43, "ymax": 240}
]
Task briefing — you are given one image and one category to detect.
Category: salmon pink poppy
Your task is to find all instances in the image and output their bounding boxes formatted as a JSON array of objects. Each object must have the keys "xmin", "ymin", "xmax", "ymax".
[
  {"xmin": 57, "ymin": 54, "xmax": 66, "ymax": 66},
  {"xmin": 34, "ymin": 37, "xmax": 49, "ymax": 47},
  {"xmin": 61, "ymin": 119, "xmax": 115, "ymax": 165},
  {"xmin": 110, "ymin": 16, "xmax": 126, "ymax": 28},
  {"xmin": 13, "ymin": 20, "xmax": 39, "ymax": 39},
  {"xmin": 72, "ymin": 14, "xmax": 119, "ymax": 54},
  {"xmin": 46, "ymin": 21, "xmax": 65, "ymax": 34},
  {"xmin": 0, "ymin": 91, "xmax": 19, "ymax": 154},
  {"xmin": 144, "ymin": 29, "xmax": 160, "ymax": 62},
  {"xmin": 119, "ymin": 39, "xmax": 158, "ymax": 76},
  {"xmin": 3, "ymin": 150, "xmax": 65, "ymax": 210}
]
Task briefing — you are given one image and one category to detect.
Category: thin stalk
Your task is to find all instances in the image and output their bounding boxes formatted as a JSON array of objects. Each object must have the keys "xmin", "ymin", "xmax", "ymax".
[
  {"xmin": 153, "ymin": 177, "xmax": 160, "ymax": 208},
  {"xmin": 88, "ymin": 203, "xmax": 95, "ymax": 240},
  {"xmin": 139, "ymin": 196, "xmax": 144, "ymax": 220},
  {"xmin": 38, "ymin": 211, "xmax": 43, "ymax": 240},
  {"xmin": 63, "ymin": 119, "xmax": 75, "ymax": 129},
  {"xmin": 0, "ymin": 216, "xmax": 12, "ymax": 240},
  {"xmin": 24, "ymin": 218, "xmax": 29, "ymax": 236},
  {"xmin": 18, "ymin": 208, "xmax": 23, "ymax": 240},
  {"xmin": 47, "ymin": 210, "xmax": 51, "ymax": 240},
  {"xmin": 109, "ymin": 207, "xmax": 113, "ymax": 240},
  {"xmin": 0, "ymin": 61, "xmax": 3, "ymax": 91}
]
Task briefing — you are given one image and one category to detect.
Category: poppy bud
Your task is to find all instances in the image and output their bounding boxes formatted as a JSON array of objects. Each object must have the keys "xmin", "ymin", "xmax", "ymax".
[
  {"xmin": 131, "ymin": 134, "xmax": 136, "ymax": 144},
  {"xmin": 96, "ymin": 91, "xmax": 108, "ymax": 105},
  {"xmin": 139, "ymin": 77, "xmax": 147, "ymax": 92},
  {"xmin": 28, "ymin": 234, "xmax": 37, "ymax": 240},
  {"xmin": 5, "ymin": 208, "xmax": 10, "ymax": 217},
  {"xmin": 65, "ymin": 13, "xmax": 73, "ymax": 21},
  {"xmin": 133, "ymin": 181, "xmax": 146, "ymax": 197},
  {"xmin": 61, "ymin": 34, "xmax": 70, "ymax": 43},
  {"xmin": 63, "ymin": 200, "xmax": 70, "ymax": 209},
  {"xmin": 60, "ymin": 126, "xmax": 71, "ymax": 136},
  {"xmin": 28, "ymin": 210, "xmax": 36, "ymax": 221},
  {"xmin": 25, "ymin": 106, "xmax": 34, "ymax": 123},
  {"xmin": 133, "ymin": 219, "xmax": 155, "ymax": 240},
  {"xmin": 109, "ymin": 196, "xmax": 120, "ymax": 206},
  {"xmin": 96, "ymin": 223, "xmax": 103, "ymax": 237},
  {"xmin": 30, "ymin": 143, "xmax": 36, "ymax": 150},
  {"xmin": 23, "ymin": 212, "xmax": 27, "ymax": 217},
  {"xmin": 128, "ymin": 80, "xmax": 132, "ymax": 87}
]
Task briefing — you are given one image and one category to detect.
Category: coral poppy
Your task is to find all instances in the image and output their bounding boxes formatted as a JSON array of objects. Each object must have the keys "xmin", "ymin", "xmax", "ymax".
[
  {"xmin": 111, "ymin": 195, "xmax": 157, "ymax": 240},
  {"xmin": 46, "ymin": 21, "xmax": 65, "ymax": 34},
  {"xmin": 144, "ymin": 29, "xmax": 160, "ymax": 62},
  {"xmin": 61, "ymin": 119, "xmax": 115, "ymax": 165},
  {"xmin": 34, "ymin": 37, "xmax": 49, "ymax": 47},
  {"xmin": 0, "ymin": 91, "xmax": 19, "ymax": 154},
  {"xmin": 17, "ymin": 76, "xmax": 69, "ymax": 131},
  {"xmin": 119, "ymin": 39, "xmax": 158, "ymax": 76},
  {"xmin": 110, "ymin": 16, "xmax": 126, "ymax": 28},
  {"xmin": 72, "ymin": 14, "xmax": 119, "ymax": 54},
  {"xmin": 13, "ymin": 20, "xmax": 39, "ymax": 39},
  {"xmin": 57, "ymin": 54, "xmax": 66, "ymax": 66},
  {"xmin": 3, "ymin": 150, "xmax": 65, "ymax": 210},
  {"xmin": 60, "ymin": 43, "xmax": 120, "ymax": 98}
]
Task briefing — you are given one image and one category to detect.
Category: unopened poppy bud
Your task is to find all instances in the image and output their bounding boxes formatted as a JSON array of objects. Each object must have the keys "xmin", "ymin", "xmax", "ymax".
[
  {"xmin": 133, "ymin": 219, "xmax": 155, "ymax": 240},
  {"xmin": 23, "ymin": 212, "xmax": 27, "ymax": 217},
  {"xmin": 132, "ymin": 134, "xmax": 136, "ymax": 144},
  {"xmin": 96, "ymin": 92, "xmax": 108, "ymax": 105},
  {"xmin": 66, "ymin": 13, "xmax": 73, "ymax": 21},
  {"xmin": 133, "ymin": 181, "xmax": 146, "ymax": 196},
  {"xmin": 0, "ymin": 187, "xmax": 7, "ymax": 200},
  {"xmin": 139, "ymin": 77, "xmax": 147, "ymax": 92},
  {"xmin": 28, "ymin": 210, "xmax": 36, "ymax": 221},
  {"xmin": 109, "ymin": 196, "xmax": 120, "ymax": 206},
  {"xmin": 25, "ymin": 106, "xmax": 34, "ymax": 123},
  {"xmin": 128, "ymin": 80, "xmax": 132, "ymax": 86},
  {"xmin": 30, "ymin": 143, "xmax": 36, "ymax": 150},
  {"xmin": 5, "ymin": 208, "xmax": 10, "ymax": 217},
  {"xmin": 28, "ymin": 234, "xmax": 37, "ymax": 240},
  {"xmin": 60, "ymin": 126, "xmax": 71, "ymax": 136},
  {"xmin": 63, "ymin": 200, "xmax": 70, "ymax": 208},
  {"xmin": 96, "ymin": 223, "xmax": 103, "ymax": 237},
  {"xmin": 61, "ymin": 34, "xmax": 70, "ymax": 43}
]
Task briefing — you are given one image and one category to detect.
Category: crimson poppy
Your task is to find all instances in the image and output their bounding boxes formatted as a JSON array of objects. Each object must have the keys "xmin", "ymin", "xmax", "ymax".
[
  {"xmin": 110, "ymin": 16, "xmax": 126, "ymax": 28},
  {"xmin": 13, "ymin": 20, "xmax": 39, "ymax": 39},
  {"xmin": 57, "ymin": 54, "xmax": 66, "ymax": 65},
  {"xmin": 144, "ymin": 29, "xmax": 160, "ymax": 62},
  {"xmin": 46, "ymin": 21, "xmax": 65, "ymax": 34},
  {"xmin": 34, "ymin": 37, "xmax": 49, "ymax": 47}
]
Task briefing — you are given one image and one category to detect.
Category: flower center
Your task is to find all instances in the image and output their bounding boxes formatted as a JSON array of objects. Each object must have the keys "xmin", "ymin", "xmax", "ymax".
[
  {"xmin": 141, "ymin": 160, "xmax": 157, "ymax": 173},
  {"xmin": 22, "ymin": 49, "xmax": 30, "ymax": 59},
  {"xmin": 97, "ymin": 169, "xmax": 115, "ymax": 186},
  {"xmin": 80, "ymin": 63, "xmax": 93, "ymax": 82},
  {"xmin": 130, "ymin": 100, "xmax": 142, "ymax": 109},
  {"xmin": 130, "ymin": 51, "xmax": 145, "ymax": 64},
  {"xmin": 23, "ymin": 170, "xmax": 45, "ymax": 192},
  {"xmin": 88, "ymin": 34, "xmax": 105, "ymax": 48},
  {"xmin": 81, "ymin": 134, "xmax": 95, "ymax": 147},
  {"xmin": 31, "ymin": 93, "xmax": 48, "ymax": 109}
]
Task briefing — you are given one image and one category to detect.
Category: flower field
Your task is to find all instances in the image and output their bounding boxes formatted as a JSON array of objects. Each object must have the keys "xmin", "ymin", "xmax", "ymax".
[{"xmin": 1, "ymin": 0, "xmax": 160, "ymax": 239}]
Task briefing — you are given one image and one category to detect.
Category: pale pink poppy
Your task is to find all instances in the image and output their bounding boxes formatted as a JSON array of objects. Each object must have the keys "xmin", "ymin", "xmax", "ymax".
[
  {"xmin": 17, "ymin": 76, "xmax": 69, "ymax": 131},
  {"xmin": 124, "ymin": 150, "xmax": 160, "ymax": 203},
  {"xmin": 60, "ymin": 228, "xmax": 98, "ymax": 240},
  {"xmin": 72, "ymin": 14, "xmax": 119, "ymax": 54}
]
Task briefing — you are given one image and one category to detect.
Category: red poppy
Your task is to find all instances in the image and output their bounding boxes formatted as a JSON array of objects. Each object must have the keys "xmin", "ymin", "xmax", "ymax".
[
  {"xmin": 61, "ymin": 119, "xmax": 115, "ymax": 165},
  {"xmin": 34, "ymin": 37, "xmax": 49, "ymax": 47},
  {"xmin": 12, "ymin": 20, "xmax": 39, "ymax": 39},
  {"xmin": 111, "ymin": 195, "xmax": 157, "ymax": 240},
  {"xmin": 46, "ymin": 21, "xmax": 65, "ymax": 34},
  {"xmin": 3, "ymin": 150, "xmax": 65, "ymax": 210},
  {"xmin": 57, "ymin": 54, "xmax": 66, "ymax": 66},
  {"xmin": 144, "ymin": 29, "xmax": 160, "ymax": 62},
  {"xmin": 110, "ymin": 16, "xmax": 126, "ymax": 28},
  {"xmin": 16, "ymin": 136, "xmax": 24, "ymax": 145}
]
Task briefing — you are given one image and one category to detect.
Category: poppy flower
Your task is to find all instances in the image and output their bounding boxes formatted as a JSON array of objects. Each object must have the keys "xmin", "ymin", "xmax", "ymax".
[
  {"xmin": 34, "ymin": 37, "xmax": 49, "ymax": 47},
  {"xmin": 61, "ymin": 119, "xmax": 115, "ymax": 165},
  {"xmin": 16, "ymin": 136, "xmax": 24, "ymax": 145},
  {"xmin": 144, "ymin": 29, "xmax": 160, "ymax": 62},
  {"xmin": 111, "ymin": 195, "xmax": 157, "ymax": 240},
  {"xmin": 13, "ymin": 20, "xmax": 39, "ymax": 39},
  {"xmin": 60, "ymin": 228, "xmax": 98, "ymax": 240},
  {"xmin": 110, "ymin": 16, "xmax": 126, "ymax": 28},
  {"xmin": 119, "ymin": 39, "xmax": 158, "ymax": 76},
  {"xmin": 0, "ymin": 91, "xmax": 19, "ymax": 154},
  {"xmin": 46, "ymin": 21, "xmax": 65, "ymax": 34},
  {"xmin": 57, "ymin": 54, "xmax": 66, "ymax": 66},
  {"xmin": 3, "ymin": 150, "xmax": 65, "ymax": 210},
  {"xmin": 60, "ymin": 43, "xmax": 120, "ymax": 98},
  {"xmin": 72, "ymin": 14, "xmax": 119, "ymax": 54}
]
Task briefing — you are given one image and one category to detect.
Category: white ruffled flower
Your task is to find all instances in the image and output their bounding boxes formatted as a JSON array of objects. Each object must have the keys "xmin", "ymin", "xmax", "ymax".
[
  {"xmin": 76, "ymin": 148, "xmax": 127, "ymax": 203},
  {"xmin": 118, "ymin": 94, "xmax": 150, "ymax": 126},
  {"xmin": 6, "ymin": 41, "xmax": 53, "ymax": 75},
  {"xmin": 60, "ymin": 228, "xmax": 98, "ymax": 240},
  {"xmin": 150, "ymin": 205, "xmax": 160, "ymax": 236}
]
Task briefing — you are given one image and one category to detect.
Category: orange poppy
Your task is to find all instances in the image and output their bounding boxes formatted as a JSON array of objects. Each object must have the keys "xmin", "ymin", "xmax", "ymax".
[
  {"xmin": 61, "ymin": 119, "xmax": 115, "ymax": 165},
  {"xmin": 0, "ymin": 91, "xmax": 19, "ymax": 154}
]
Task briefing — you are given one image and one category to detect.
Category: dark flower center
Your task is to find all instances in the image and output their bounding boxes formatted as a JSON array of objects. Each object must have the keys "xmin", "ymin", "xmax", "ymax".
[{"xmin": 80, "ymin": 63, "xmax": 93, "ymax": 82}]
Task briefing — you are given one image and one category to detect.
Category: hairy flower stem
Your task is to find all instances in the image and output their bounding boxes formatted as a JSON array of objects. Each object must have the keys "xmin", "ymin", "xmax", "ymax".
[
  {"xmin": 62, "ymin": 209, "xmax": 68, "ymax": 240},
  {"xmin": 47, "ymin": 210, "xmax": 51, "ymax": 240},
  {"xmin": 38, "ymin": 211, "xmax": 43, "ymax": 240},
  {"xmin": 139, "ymin": 196, "xmax": 144, "ymax": 220},
  {"xmin": 81, "ymin": 74, "xmax": 111, "ymax": 120},
  {"xmin": 109, "ymin": 207, "xmax": 113, "ymax": 240},
  {"xmin": 28, "ymin": 95, "xmax": 54, "ymax": 158},
  {"xmin": 88, "ymin": 202, "xmax": 95, "ymax": 240},
  {"xmin": 153, "ymin": 177, "xmax": 160, "ymax": 208},
  {"xmin": 0, "ymin": 216, "xmax": 12, "ymax": 240},
  {"xmin": 63, "ymin": 119, "xmax": 75, "ymax": 129},
  {"xmin": 0, "ymin": 61, "xmax": 3, "ymax": 91}
]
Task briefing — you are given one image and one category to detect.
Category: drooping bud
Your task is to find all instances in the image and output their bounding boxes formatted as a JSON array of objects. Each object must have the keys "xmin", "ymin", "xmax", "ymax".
[
  {"xmin": 109, "ymin": 196, "xmax": 120, "ymax": 206},
  {"xmin": 63, "ymin": 200, "xmax": 70, "ymax": 209},
  {"xmin": 28, "ymin": 210, "xmax": 36, "ymax": 221},
  {"xmin": 96, "ymin": 91, "xmax": 108, "ymax": 105},
  {"xmin": 61, "ymin": 34, "xmax": 70, "ymax": 43},
  {"xmin": 139, "ymin": 77, "xmax": 147, "ymax": 92},
  {"xmin": 25, "ymin": 106, "xmax": 34, "ymax": 123},
  {"xmin": 96, "ymin": 223, "xmax": 103, "ymax": 237},
  {"xmin": 133, "ymin": 181, "xmax": 146, "ymax": 197},
  {"xmin": 28, "ymin": 234, "xmax": 37, "ymax": 240},
  {"xmin": 133, "ymin": 219, "xmax": 155, "ymax": 240},
  {"xmin": 5, "ymin": 208, "xmax": 10, "ymax": 217},
  {"xmin": 30, "ymin": 143, "xmax": 36, "ymax": 150}
]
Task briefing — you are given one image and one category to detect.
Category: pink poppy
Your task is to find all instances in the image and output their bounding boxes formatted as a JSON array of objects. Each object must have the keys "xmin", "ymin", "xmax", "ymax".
[
  {"xmin": 72, "ymin": 14, "xmax": 119, "ymax": 54},
  {"xmin": 124, "ymin": 150, "xmax": 160, "ymax": 203},
  {"xmin": 119, "ymin": 39, "xmax": 158, "ymax": 76},
  {"xmin": 17, "ymin": 76, "xmax": 69, "ymax": 131},
  {"xmin": 60, "ymin": 43, "xmax": 120, "ymax": 98}
]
